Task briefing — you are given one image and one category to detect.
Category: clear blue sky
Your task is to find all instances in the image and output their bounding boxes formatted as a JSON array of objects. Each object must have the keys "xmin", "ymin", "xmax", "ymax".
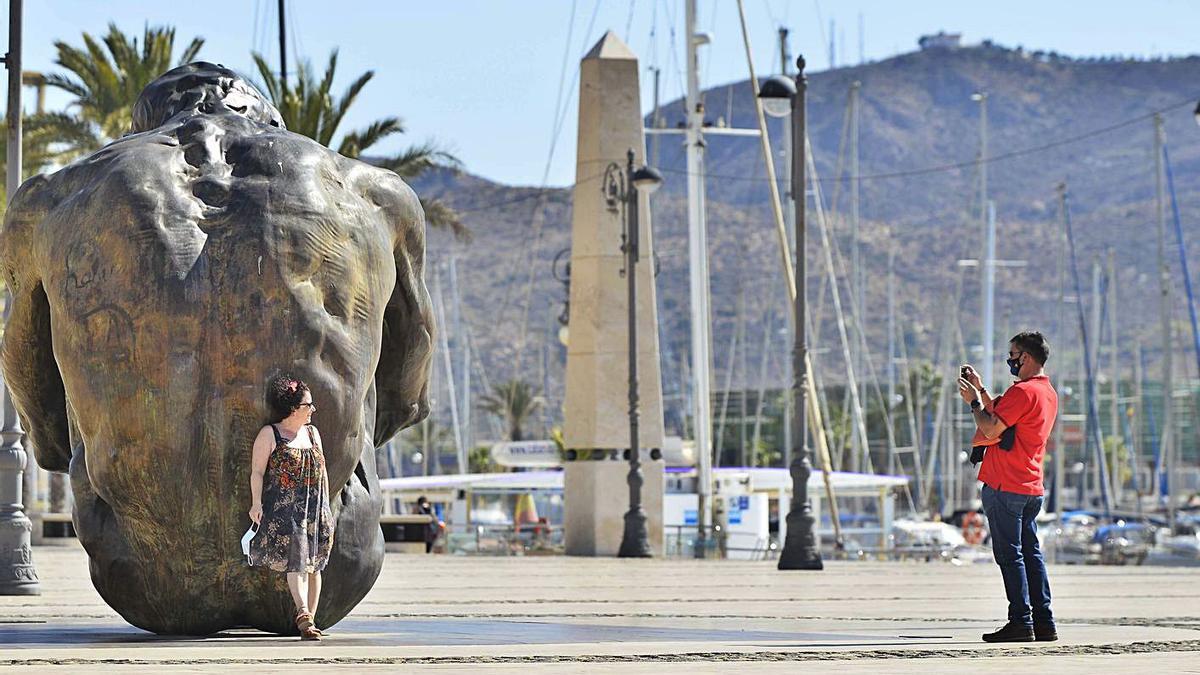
[{"xmin": 2, "ymin": 1, "xmax": 1197, "ymax": 186}]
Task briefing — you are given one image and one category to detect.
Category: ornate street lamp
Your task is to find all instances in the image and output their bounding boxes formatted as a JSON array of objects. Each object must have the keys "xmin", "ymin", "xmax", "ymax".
[
  {"xmin": 0, "ymin": 0, "xmax": 40, "ymax": 595},
  {"xmin": 603, "ymin": 149, "xmax": 663, "ymax": 558},
  {"xmin": 761, "ymin": 58, "xmax": 822, "ymax": 570}
]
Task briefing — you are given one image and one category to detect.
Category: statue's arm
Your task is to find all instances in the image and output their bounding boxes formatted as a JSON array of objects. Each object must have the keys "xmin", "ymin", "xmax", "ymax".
[
  {"xmin": 369, "ymin": 173, "xmax": 434, "ymax": 447},
  {"xmin": 0, "ymin": 176, "xmax": 71, "ymax": 471}
]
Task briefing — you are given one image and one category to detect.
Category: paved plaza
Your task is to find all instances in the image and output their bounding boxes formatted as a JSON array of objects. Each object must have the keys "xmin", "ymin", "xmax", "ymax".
[{"xmin": 2, "ymin": 543, "xmax": 1199, "ymax": 672}]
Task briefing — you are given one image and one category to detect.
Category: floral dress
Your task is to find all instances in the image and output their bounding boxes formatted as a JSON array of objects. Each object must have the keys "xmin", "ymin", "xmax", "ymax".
[{"xmin": 249, "ymin": 424, "xmax": 334, "ymax": 573}]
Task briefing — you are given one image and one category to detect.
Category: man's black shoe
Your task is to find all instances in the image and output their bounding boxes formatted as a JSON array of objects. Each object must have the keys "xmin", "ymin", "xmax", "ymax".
[
  {"xmin": 982, "ymin": 622, "xmax": 1035, "ymax": 643},
  {"xmin": 1034, "ymin": 624, "xmax": 1058, "ymax": 642}
]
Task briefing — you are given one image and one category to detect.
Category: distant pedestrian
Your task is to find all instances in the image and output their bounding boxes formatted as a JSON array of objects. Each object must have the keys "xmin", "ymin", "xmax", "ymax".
[
  {"xmin": 415, "ymin": 496, "xmax": 443, "ymax": 554},
  {"xmin": 958, "ymin": 331, "xmax": 1059, "ymax": 643},
  {"xmin": 248, "ymin": 375, "xmax": 333, "ymax": 640}
]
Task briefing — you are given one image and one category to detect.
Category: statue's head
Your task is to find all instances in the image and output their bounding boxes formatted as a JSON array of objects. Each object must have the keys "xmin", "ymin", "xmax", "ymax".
[{"xmin": 131, "ymin": 61, "xmax": 285, "ymax": 133}]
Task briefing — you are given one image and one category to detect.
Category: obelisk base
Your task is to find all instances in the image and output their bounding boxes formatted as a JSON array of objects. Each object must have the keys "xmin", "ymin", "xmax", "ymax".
[{"xmin": 565, "ymin": 458, "xmax": 664, "ymax": 557}]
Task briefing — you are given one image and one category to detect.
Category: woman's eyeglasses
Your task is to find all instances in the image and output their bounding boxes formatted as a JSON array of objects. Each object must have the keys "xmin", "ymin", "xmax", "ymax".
[{"xmin": 299, "ymin": 402, "xmax": 317, "ymax": 413}]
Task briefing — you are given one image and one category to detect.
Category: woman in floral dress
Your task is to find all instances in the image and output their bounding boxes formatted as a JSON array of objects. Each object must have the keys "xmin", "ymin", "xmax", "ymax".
[{"xmin": 248, "ymin": 374, "xmax": 334, "ymax": 640}]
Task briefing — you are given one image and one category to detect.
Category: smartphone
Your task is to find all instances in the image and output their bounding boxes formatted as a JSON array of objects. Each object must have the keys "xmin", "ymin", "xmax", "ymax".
[{"xmin": 960, "ymin": 366, "xmax": 970, "ymax": 379}]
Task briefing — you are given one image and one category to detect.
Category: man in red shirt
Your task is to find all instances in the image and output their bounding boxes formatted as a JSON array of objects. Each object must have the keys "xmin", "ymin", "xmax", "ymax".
[{"xmin": 959, "ymin": 331, "xmax": 1058, "ymax": 644}]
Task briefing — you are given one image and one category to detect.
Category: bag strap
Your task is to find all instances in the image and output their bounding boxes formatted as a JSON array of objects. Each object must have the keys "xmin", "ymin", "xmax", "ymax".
[
  {"xmin": 306, "ymin": 425, "xmax": 318, "ymax": 449},
  {"xmin": 270, "ymin": 424, "xmax": 284, "ymax": 445}
]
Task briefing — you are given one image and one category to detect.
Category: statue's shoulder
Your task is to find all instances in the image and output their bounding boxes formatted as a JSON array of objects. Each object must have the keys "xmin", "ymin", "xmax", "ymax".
[
  {"xmin": 37, "ymin": 130, "xmax": 181, "ymax": 196},
  {"xmin": 4, "ymin": 172, "xmax": 54, "ymax": 220},
  {"xmin": 0, "ymin": 172, "xmax": 54, "ymax": 265},
  {"xmin": 341, "ymin": 160, "xmax": 424, "ymax": 235}
]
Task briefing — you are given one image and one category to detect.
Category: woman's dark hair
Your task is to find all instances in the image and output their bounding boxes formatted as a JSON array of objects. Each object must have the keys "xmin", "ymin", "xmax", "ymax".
[
  {"xmin": 266, "ymin": 374, "xmax": 310, "ymax": 423},
  {"xmin": 1010, "ymin": 331, "xmax": 1050, "ymax": 365}
]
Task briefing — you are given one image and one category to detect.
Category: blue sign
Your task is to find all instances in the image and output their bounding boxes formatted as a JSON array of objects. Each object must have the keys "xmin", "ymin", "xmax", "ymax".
[
  {"xmin": 683, "ymin": 509, "xmax": 698, "ymax": 525},
  {"xmin": 738, "ymin": 495, "xmax": 750, "ymax": 510}
]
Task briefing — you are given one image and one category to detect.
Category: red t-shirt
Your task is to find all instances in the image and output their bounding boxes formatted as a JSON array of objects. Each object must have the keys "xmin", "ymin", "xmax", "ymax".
[{"xmin": 977, "ymin": 374, "xmax": 1058, "ymax": 495}]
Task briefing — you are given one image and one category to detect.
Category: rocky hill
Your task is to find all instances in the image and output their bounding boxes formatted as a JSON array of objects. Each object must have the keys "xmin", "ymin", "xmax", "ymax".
[{"xmin": 409, "ymin": 42, "xmax": 1200, "ymax": 440}]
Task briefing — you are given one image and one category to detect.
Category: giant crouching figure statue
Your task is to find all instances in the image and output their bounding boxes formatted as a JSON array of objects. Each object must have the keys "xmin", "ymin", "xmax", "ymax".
[{"xmin": 0, "ymin": 62, "xmax": 433, "ymax": 635}]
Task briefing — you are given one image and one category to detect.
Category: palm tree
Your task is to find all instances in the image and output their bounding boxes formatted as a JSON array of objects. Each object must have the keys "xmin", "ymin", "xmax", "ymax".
[
  {"xmin": 395, "ymin": 420, "xmax": 459, "ymax": 475},
  {"xmin": 45, "ymin": 23, "xmax": 203, "ymax": 156},
  {"xmin": 0, "ymin": 112, "xmax": 94, "ymax": 206},
  {"xmin": 479, "ymin": 379, "xmax": 543, "ymax": 442},
  {"xmin": 251, "ymin": 49, "xmax": 468, "ymax": 241}
]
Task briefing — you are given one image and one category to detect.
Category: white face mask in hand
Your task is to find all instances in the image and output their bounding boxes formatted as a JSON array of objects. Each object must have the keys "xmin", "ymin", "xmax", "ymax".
[{"xmin": 241, "ymin": 524, "xmax": 258, "ymax": 561}]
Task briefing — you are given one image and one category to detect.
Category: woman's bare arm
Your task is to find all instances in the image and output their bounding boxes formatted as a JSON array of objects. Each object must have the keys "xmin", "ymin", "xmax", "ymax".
[{"xmin": 249, "ymin": 427, "xmax": 274, "ymax": 522}]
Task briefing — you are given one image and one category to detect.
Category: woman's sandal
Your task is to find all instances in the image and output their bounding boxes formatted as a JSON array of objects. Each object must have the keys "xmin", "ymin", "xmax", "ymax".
[{"xmin": 295, "ymin": 611, "xmax": 321, "ymax": 640}]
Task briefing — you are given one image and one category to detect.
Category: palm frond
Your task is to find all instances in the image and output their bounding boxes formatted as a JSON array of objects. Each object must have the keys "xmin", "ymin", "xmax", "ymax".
[
  {"xmin": 419, "ymin": 197, "xmax": 471, "ymax": 242},
  {"xmin": 377, "ymin": 140, "xmax": 461, "ymax": 178},
  {"xmin": 336, "ymin": 117, "xmax": 403, "ymax": 158},
  {"xmin": 323, "ymin": 69, "xmax": 375, "ymax": 145},
  {"xmin": 479, "ymin": 380, "xmax": 541, "ymax": 441},
  {"xmin": 251, "ymin": 51, "xmax": 282, "ymax": 103},
  {"xmin": 42, "ymin": 72, "xmax": 88, "ymax": 100},
  {"xmin": 176, "ymin": 37, "xmax": 204, "ymax": 67}
]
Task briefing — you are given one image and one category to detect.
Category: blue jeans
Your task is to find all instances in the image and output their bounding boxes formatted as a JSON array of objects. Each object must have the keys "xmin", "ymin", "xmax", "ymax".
[{"xmin": 980, "ymin": 484, "xmax": 1054, "ymax": 627}]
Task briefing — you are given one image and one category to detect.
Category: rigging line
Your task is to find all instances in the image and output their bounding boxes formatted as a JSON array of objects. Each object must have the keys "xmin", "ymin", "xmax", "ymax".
[
  {"xmin": 492, "ymin": 0, "xmax": 579, "ymax": 334},
  {"xmin": 453, "ymin": 190, "xmax": 558, "ymax": 214},
  {"xmin": 662, "ymin": 95, "xmax": 1200, "ymax": 184},
  {"xmin": 441, "ymin": 72, "xmax": 1180, "ymax": 228},
  {"xmin": 826, "ymin": 85, "xmax": 854, "ymax": 221},
  {"xmin": 258, "ymin": 0, "xmax": 273, "ymax": 60},
  {"xmin": 258, "ymin": 0, "xmax": 267, "ymax": 57},
  {"xmin": 663, "ymin": 0, "xmax": 688, "ymax": 101},
  {"xmin": 267, "ymin": 0, "xmax": 279, "ymax": 70},
  {"xmin": 544, "ymin": 0, "xmax": 604, "ymax": 183},
  {"xmin": 811, "ymin": 89, "xmax": 854, "ymax": 353},
  {"xmin": 812, "ymin": 0, "xmax": 829, "ymax": 67},
  {"xmin": 444, "ymin": 166, "xmax": 609, "ymax": 217},
  {"xmin": 821, "ymin": 149, "xmax": 911, "ymax": 502},
  {"xmin": 514, "ymin": 0, "xmax": 604, "ymax": 378},
  {"xmin": 646, "ymin": 0, "xmax": 658, "ymax": 67},
  {"xmin": 624, "ymin": 0, "xmax": 638, "ymax": 43},
  {"xmin": 761, "ymin": 0, "xmax": 780, "ymax": 36},
  {"xmin": 699, "ymin": 0, "xmax": 719, "ymax": 96},
  {"xmin": 289, "ymin": 0, "xmax": 304, "ymax": 71},
  {"xmin": 543, "ymin": 0, "xmax": 580, "ymax": 185},
  {"xmin": 251, "ymin": 0, "xmax": 262, "ymax": 56}
]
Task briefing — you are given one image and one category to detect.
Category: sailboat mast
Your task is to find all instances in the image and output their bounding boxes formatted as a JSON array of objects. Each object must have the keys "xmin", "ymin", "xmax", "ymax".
[
  {"xmin": 684, "ymin": 0, "xmax": 714, "ymax": 556},
  {"xmin": 449, "ymin": 256, "xmax": 472, "ymax": 454},
  {"xmin": 1108, "ymin": 249, "xmax": 1120, "ymax": 504},
  {"xmin": 983, "ymin": 201, "xmax": 997, "ymax": 390},
  {"xmin": 850, "ymin": 82, "xmax": 865, "ymax": 449},
  {"xmin": 1153, "ymin": 114, "xmax": 1175, "ymax": 529}
]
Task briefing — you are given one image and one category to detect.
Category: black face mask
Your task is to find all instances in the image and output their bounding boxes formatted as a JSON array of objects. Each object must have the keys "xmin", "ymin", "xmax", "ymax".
[{"xmin": 1007, "ymin": 354, "xmax": 1022, "ymax": 377}]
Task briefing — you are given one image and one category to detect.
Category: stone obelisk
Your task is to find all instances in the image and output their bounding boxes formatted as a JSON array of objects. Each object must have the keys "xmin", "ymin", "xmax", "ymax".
[{"xmin": 563, "ymin": 31, "xmax": 665, "ymax": 556}]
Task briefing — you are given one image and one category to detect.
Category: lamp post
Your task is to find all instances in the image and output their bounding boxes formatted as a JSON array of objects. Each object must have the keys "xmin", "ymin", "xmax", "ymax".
[
  {"xmin": 0, "ymin": 0, "xmax": 39, "ymax": 595},
  {"xmin": 760, "ymin": 57, "xmax": 822, "ymax": 570},
  {"xmin": 604, "ymin": 148, "xmax": 663, "ymax": 558}
]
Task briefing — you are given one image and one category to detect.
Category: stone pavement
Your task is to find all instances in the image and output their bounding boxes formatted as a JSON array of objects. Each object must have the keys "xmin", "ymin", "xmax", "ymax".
[{"xmin": 2, "ymin": 543, "xmax": 1198, "ymax": 672}]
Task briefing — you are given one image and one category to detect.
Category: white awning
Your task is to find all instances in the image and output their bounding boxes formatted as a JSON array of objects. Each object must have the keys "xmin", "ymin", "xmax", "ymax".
[{"xmin": 379, "ymin": 467, "xmax": 909, "ymax": 498}]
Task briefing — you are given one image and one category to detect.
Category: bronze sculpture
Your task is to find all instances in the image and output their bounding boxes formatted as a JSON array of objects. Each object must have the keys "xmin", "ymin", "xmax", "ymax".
[{"xmin": 0, "ymin": 62, "xmax": 433, "ymax": 635}]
